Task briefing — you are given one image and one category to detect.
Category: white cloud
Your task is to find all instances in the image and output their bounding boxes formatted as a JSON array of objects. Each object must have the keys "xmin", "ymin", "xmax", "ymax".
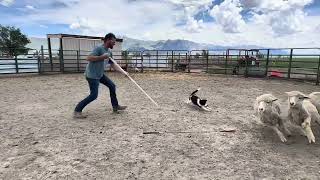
[
  {"xmin": 239, "ymin": 0, "xmax": 260, "ymax": 9},
  {"xmin": 3, "ymin": 0, "xmax": 320, "ymax": 48},
  {"xmin": 8, "ymin": 0, "xmax": 179, "ymax": 37},
  {"xmin": 269, "ymin": 9, "xmax": 306, "ymax": 35},
  {"xmin": 316, "ymin": 25, "xmax": 320, "ymax": 32},
  {"xmin": 185, "ymin": 17, "xmax": 204, "ymax": 33},
  {"xmin": 209, "ymin": 0, "xmax": 245, "ymax": 33},
  {"xmin": 167, "ymin": 0, "xmax": 212, "ymax": 32},
  {"xmin": 69, "ymin": 22, "xmax": 80, "ymax": 29},
  {"xmin": 25, "ymin": 5, "xmax": 35, "ymax": 10},
  {"xmin": 0, "ymin": 0, "xmax": 14, "ymax": 7},
  {"xmin": 242, "ymin": 0, "xmax": 314, "ymax": 35},
  {"xmin": 166, "ymin": 0, "xmax": 212, "ymax": 7},
  {"xmin": 258, "ymin": 0, "xmax": 313, "ymax": 12},
  {"xmin": 39, "ymin": 24, "xmax": 48, "ymax": 28}
]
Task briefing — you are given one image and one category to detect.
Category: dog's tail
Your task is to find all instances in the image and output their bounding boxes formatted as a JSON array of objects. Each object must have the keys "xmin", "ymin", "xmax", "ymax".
[{"xmin": 190, "ymin": 88, "xmax": 201, "ymax": 96}]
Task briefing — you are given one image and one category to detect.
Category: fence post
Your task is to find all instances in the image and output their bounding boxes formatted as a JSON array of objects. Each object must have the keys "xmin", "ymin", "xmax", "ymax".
[
  {"xmin": 225, "ymin": 50, "xmax": 228, "ymax": 74},
  {"xmin": 156, "ymin": 50, "xmax": 158, "ymax": 71},
  {"xmin": 185, "ymin": 53, "xmax": 188, "ymax": 72},
  {"xmin": 135, "ymin": 52, "xmax": 138, "ymax": 72},
  {"xmin": 37, "ymin": 56, "xmax": 41, "ymax": 74},
  {"xmin": 59, "ymin": 38, "xmax": 64, "ymax": 73},
  {"xmin": 166, "ymin": 51, "xmax": 169, "ymax": 68},
  {"xmin": 149, "ymin": 54, "xmax": 151, "ymax": 68},
  {"xmin": 172, "ymin": 51, "xmax": 174, "ymax": 72},
  {"xmin": 41, "ymin": 45, "xmax": 44, "ymax": 62},
  {"xmin": 178, "ymin": 53, "xmax": 181, "ymax": 69},
  {"xmin": 316, "ymin": 55, "xmax": 320, "ymax": 85},
  {"xmin": 14, "ymin": 54, "xmax": 19, "ymax": 73},
  {"xmin": 188, "ymin": 51, "xmax": 191, "ymax": 73},
  {"xmin": 288, "ymin": 48, "xmax": 293, "ymax": 79},
  {"xmin": 265, "ymin": 49, "xmax": 270, "ymax": 78},
  {"xmin": 47, "ymin": 37, "xmax": 53, "ymax": 71},
  {"xmin": 39, "ymin": 45, "xmax": 44, "ymax": 74},
  {"xmin": 77, "ymin": 50, "xmax": 80, "ymax": 72},
  {"xmin": 141, "ymin": 52, "xmax": 144, "ymax": 73},
  {"xmin": 59, "ymin": 49, "xmax": 63, "ymax": 72},
  {"xmin": 124, "ymin": 51, "xmax": 128, "ymax": 72},
  {"xmin": 206, "ymin": 50, "xmax": 209, "ymax": 73},
  {"xmin": 245, "ymin": 55, "xmax": 248, "ymax": 78}
]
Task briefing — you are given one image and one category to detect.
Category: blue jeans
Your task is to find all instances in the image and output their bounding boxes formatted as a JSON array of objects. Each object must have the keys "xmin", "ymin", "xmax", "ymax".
[{"xmin": 75, "ymin": 74, "xmax": 119, "ymax": 112}]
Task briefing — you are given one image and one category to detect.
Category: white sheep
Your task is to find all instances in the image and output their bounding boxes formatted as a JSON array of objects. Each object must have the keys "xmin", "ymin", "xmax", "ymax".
[
  {"xmin": 309, "ymin": 92, "xmax": 320, "ymax": 113},
  {"xmin": 285, "ymin": 91, "xmax": 320, "ymax": 144},
  {"xmin": 254, "ymin": 94, "xmax": 291, "ymax": 142}
]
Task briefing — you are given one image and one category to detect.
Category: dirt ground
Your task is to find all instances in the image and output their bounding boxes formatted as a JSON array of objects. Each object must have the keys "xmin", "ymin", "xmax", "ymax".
[{"xmin": 1, "ymin": 72, "xmax": 320, "ymax": 180}]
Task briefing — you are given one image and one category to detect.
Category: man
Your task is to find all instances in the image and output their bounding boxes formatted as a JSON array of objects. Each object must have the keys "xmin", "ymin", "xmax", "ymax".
[{"xmin": 74, "ymin": 33, "xmax": 127, "ymax": 118}]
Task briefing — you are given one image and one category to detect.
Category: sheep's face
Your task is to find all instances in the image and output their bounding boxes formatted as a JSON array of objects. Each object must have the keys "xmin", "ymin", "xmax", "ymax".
[
  {"xmin": 287, "ymin": 94, "xmax": 308, "ymax": 107},
  {"xmin": 285, "ymin": 91, "xmax": 309, "ymax": 108},
  {"xmin": 258, "ymin": 100, "xmax": 276, "ymax": 113}
]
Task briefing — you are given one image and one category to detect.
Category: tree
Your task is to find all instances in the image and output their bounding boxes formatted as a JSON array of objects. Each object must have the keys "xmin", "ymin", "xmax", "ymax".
[{"xmin": 0, "ymin": 25, "xmax": 31, "ymax": 56}]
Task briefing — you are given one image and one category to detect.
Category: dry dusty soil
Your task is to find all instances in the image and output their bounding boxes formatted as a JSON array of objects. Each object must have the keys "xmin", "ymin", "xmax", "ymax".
[{"xmin": 1, "ymin": 72, "xmax": 320, "ymax": 179}]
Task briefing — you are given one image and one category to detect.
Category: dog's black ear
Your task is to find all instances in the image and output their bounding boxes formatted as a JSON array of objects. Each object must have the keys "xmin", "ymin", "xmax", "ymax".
[{"xmin": 200, "ymin": 100, "xmax": 207, "ymax": 105}]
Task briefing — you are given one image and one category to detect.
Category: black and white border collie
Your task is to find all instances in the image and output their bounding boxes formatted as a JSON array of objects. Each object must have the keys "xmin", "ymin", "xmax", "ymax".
[{"xmin": 187, "ymin": 88, "xmax": 211, "ymax": 111}]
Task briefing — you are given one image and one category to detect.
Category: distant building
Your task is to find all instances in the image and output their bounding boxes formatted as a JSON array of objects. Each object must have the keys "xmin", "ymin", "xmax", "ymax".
[{"xmin": 45, "ymin": 33, "xmax": 123, "ymax": 72}]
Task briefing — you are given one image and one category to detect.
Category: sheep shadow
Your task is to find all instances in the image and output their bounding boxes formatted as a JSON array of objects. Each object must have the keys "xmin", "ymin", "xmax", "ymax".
[{"xmin": 258, "ymin": 124, "xmax": 320, "ymax": 147}]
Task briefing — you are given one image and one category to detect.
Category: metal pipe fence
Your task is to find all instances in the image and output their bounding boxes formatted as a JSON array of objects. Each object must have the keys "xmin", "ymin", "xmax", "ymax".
[{"xmin": 1, "ymin": 47, "xmax": 319, "ymax": 85}]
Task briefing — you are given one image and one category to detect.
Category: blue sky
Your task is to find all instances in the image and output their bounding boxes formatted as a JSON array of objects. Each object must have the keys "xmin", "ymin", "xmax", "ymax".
[{"xmin": 1, "ymin": 0, "xmax": 320, "ymax": 47}]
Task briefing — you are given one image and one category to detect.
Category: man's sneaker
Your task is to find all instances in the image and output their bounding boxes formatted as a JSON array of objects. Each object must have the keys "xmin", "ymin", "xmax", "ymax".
[
  {"xmin": 117, "ymin": 105, "xmax": 127, "ymax": 110},
  {"xmin": 113, "ymin": 105, "xmax": 127, "ymax": 113},
  {"xmin": 73, "ymin": 111, "xmax": 87, "ymax": 119}
]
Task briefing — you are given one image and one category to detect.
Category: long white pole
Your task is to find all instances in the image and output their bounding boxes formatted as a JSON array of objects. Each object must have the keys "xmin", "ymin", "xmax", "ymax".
[
  {"xmin": 127, "ymin": 75, "xmax": 159, "ymax": 107},
  {"xmin": 109, "ymin": 57, "xmax": 159, "ymax": 107}
]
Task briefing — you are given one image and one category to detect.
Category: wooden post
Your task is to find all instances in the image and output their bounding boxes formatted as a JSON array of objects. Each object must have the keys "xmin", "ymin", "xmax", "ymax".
[
  {"xmin": 265, "ymin": 49, "xmax": 270, "ymax": 78},
  {"xmin": 41, "ymin": 45, "xmax": 44, "ymax": 62},
  {"xmin": 206, "ymin": 50, "xmax": 209, "ymax": 73},
  {"xmin": 188, "ymin": 52, "xmax": 191, "ymax": 73},
  {"xmin": 59, "ymin": 38, "xmax": 64, "ymax": 73},
  {"xmin": 47, "ymin": 37, "xmax": 53, "ymax": 71},
  {"xmin": 149, "ymin": 53, "xmax": 151, "ymax": 68},
  {"xmin": 14, "ymin": 55, "xmax": 19, "ymax": 73},
  {"xmin": 124, "ymin": 51, "xmax": 128, "ymax": 72},
  {"xmin": 245, "ymin": 55, "xmax": 248, "ymax": 78},
  {"xmin": 156, "ymin": 50, "xmax": 158, "ymax": 71},
  {"xmin": 288, "ymin": 48, "xmax": 293, "ymax": 79},
  {"xmin": 225, "ymin": 50, "xmax": 228, "ymax": 74},
  {"xmin": 40, "ymin": 45, "xmax": 44, "ymax": 74},
  {"xmin": 141, "ymin": 52, "xmax": 144, "ymax": 73},
  {"xmin": 166, "ymin": 51, "xmax": 169, "ymax": 70},
  {"xmin": 37, "ymin": 56, "xmax": 41, "ymax": 74},
  {"xmin": 77, "ymin": 50, "xmax": 80, "ymax": 72},
  {"xmin": 172, "ymin": 51, "xmax": 174, "ymax": 72},
  {"xmin": 316, "ymin": 55, "xmax": 320, "ymax": 85},
  {"xmin": 185, "ymin": 53, "xmax": 188, "ymax": 72}
]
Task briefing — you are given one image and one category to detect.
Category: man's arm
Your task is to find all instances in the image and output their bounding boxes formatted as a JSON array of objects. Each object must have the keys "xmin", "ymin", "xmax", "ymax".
[
  {"xmin": 86, "ymin": 47, "xmax": 110, "ymax": 62},
  {"xmin": 86, "ymin": 54, "xmax": 109, "ymax": 62}
]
